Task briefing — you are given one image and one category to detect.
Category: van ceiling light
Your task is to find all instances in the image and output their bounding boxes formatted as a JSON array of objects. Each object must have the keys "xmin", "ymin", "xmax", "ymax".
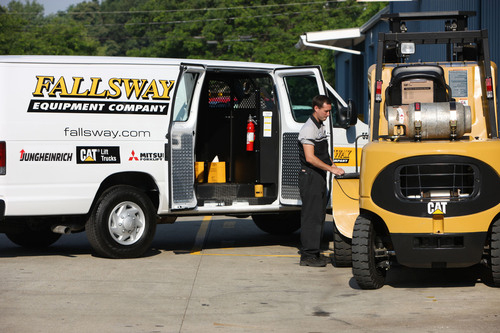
[{"xmin": 400, "ymin": 42, "xmax": 415, "ymax": 55}]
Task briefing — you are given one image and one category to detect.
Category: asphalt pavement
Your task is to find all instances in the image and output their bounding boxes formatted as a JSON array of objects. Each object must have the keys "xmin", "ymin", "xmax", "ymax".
[{"xmin": 0, "ymin": 215, "xmax": 499, "ymax": 333}]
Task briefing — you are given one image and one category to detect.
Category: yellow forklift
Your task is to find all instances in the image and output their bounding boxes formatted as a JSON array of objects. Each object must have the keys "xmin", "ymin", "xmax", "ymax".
[{"xmin": 349, "ymin": 11, "xmax": 500, "ymax": 289}]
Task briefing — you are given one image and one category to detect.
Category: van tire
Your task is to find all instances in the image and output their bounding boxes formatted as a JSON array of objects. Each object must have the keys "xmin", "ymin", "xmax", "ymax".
[
  {"xmin": 352, "ymin": 216, "xmax": 386, "ymax": 289},
  {"xmin": 252, "ymin": 212, "xmax": 301, "ymax": 235},
  {"xmin": 6, "ymin": 228, "xmax": 62, "ymax": 248},
  {"xmin": 333, "ymin": 223, "xmax": 352, "ymax": 267},
  {"xmin": 490, "ymin": 218, "xmax": 500, "ymax": 286},
  {"xmin": 86, "ymin": 186, "xmax": 156, "ymax": 259}
]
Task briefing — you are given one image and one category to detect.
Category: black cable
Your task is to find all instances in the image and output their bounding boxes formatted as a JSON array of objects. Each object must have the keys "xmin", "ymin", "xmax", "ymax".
[{"xmin": 334, "ymin": 177, "xmax": 359, "ymax": 201}]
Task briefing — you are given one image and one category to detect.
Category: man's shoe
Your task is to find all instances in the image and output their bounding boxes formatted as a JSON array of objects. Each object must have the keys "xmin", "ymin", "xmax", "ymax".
[
  {"xmin": 300, "ymin": 256, "xmax": 327, "ymax": 267},
  {"xmin": 319, "ymin": 254, "xmax": 332, "ymax": 265}
]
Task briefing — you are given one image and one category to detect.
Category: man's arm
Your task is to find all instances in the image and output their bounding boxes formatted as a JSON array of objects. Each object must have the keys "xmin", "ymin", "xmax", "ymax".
[{"xmin": 303, "ymin": 144, "xmax": 344, "ymax": 176}]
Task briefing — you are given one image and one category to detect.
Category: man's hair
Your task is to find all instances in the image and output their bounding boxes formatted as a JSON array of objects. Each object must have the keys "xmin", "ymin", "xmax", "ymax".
[{"xmin": 312, "ymin": 95, "xmax": 332, "ymax": 109}]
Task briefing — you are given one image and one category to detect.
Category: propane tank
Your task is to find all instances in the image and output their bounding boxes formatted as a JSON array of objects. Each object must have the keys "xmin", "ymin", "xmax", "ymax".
[
  {"xmin": 246, "ymin": 114, "xmax": 256, "ymax": 151},
  {"xmin": 386, "ymin": 101, "xmax": 471, "ymax": 140}
]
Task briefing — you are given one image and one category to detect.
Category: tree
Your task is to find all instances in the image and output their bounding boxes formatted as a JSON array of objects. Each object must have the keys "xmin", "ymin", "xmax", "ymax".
[{"xmin": 0, "ymin": 0, "xmax": 387, "ymax": 84}]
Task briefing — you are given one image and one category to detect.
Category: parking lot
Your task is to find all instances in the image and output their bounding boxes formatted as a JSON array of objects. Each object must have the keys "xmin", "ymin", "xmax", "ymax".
[{"xmin": 0, "ymin": 215, "xmax": 499, "ymax": 333}]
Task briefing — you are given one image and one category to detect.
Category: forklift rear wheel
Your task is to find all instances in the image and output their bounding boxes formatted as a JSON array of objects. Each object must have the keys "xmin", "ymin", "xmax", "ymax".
[
  {"xmin": 333, "ymin": 223, "xmax": 352, "ymax": 267},
  {"xmin": 252, "ymin": 212, "xmax": 301, "ymax": 235},
  {"xmin": 352, "ymin": 216, "xmax": 386, "ymax": 289}
]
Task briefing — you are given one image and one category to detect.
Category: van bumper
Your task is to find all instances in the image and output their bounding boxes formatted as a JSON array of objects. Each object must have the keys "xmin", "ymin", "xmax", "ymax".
[
  {"xmin": 391, "ymin": 232, "xmax": 487, "ymax": 268},
  {"xmin": 0, "ymin": 200, "xmax": 4, "ymax": 219}
]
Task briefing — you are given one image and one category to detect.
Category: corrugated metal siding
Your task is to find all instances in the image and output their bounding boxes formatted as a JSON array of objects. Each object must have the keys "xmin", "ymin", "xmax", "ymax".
[
  {"xmin": 389, "ymin": 0, "xmax": 499, "ymax": 125},
  {"xmin": 362, "ymin": 20, "xmax": 389, "ymax": 120},
  {"xmin": 390, "ymin": 1, "xmax": 481, "ymax": 62},
  {"xmin": 481, "ymin": 0, "xmax": 500, "ymax": 128},
  {"xmin": 482, "ymin": 0, "xmax": 500, "ymax": 66}
]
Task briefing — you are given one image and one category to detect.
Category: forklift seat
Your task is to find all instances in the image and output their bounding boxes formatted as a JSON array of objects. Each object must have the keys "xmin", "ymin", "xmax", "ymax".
[{"xmin": 385, "ymin": 64, "xmax": 452, "ymax": 106}]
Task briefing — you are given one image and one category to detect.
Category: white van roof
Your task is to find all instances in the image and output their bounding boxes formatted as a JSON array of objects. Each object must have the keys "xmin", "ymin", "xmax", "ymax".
[{"xmin": 0, "ymin": 55, "xmax": 287, "ymax": 70}]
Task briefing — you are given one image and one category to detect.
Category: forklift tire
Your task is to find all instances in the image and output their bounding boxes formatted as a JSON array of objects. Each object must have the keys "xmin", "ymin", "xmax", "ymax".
[
  {"xmin": 252, "ymin": 212, "xmax": 301, "ymax": 235},
  {"xmin": 352, "ymin": 216, "xmax": 386, "ymax": 289},
  {"xmin": 333, "ymin": 223, "xmax": 352, "ymax": 267},
  {"xmin": 490, "ymin": 218, "xmax": 500, "ymax": 286}
]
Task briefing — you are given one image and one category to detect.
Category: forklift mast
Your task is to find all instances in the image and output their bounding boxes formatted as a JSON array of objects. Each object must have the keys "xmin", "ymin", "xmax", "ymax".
[{"xmin": 371, "ymin": 11, "xmax": 497, "ymax": 140}]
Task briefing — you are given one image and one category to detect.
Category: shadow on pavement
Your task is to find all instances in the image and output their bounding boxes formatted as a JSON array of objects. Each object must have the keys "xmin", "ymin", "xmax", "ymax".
[
  {"xmin": 347, "ymin": 264, "xmax": 493, "ymax": 289},
  {"xmin": 0, "ymin": 217, "xmax": 333, "ymax": 259}
]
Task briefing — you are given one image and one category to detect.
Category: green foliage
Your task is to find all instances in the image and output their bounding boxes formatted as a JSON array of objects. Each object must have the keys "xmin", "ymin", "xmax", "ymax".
[{"xmin": 0, "ymin": 0, "xmax": 386, "ymax": 84}]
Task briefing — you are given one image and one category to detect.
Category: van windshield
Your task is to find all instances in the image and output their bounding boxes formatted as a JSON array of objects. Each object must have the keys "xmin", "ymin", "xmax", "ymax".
[{"xmin": 284, "ymin": 75, "xmax": 319, "ymax": 123}]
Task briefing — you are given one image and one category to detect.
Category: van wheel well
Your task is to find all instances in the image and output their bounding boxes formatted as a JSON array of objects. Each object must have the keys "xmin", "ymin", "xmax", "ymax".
[{"xmin": 91, "ymin": 172, "xmax": 159, "ymax": 214}]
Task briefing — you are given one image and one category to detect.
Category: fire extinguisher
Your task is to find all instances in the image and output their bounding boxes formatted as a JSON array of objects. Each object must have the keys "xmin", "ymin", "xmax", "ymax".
[{"xmin": 246, "ymin": 114, "xmax": 256, "ymax": 151}]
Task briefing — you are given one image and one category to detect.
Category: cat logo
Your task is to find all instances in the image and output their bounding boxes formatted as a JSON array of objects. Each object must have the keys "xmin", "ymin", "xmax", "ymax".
[
  {"xmin": 77, "ymin": 147, "xmax": 120, "ymax": 164},
  {"xmin": 427, "ymin": 201, "xmax": 448, "ymax": 215}
]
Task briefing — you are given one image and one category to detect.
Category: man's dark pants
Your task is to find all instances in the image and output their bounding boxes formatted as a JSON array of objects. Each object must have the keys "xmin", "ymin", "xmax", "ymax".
[{"xmin": 299, "ymin": 167, "xmax": 328, "ymax": 258}]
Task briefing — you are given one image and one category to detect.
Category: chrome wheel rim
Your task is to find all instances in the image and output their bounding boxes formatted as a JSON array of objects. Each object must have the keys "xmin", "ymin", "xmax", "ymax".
[{"xmin": 108, "ymin": 201, "xmax": 146, "ymax": 245}]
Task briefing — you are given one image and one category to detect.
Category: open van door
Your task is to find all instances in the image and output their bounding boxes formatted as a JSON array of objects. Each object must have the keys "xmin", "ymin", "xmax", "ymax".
[
  {"xmin": 273, "ymin": 66, "xmax": 328, "ymax": 206},
  {"xmin": 169, "ymin": 64, "xmax": 206, "ymax": 210}
]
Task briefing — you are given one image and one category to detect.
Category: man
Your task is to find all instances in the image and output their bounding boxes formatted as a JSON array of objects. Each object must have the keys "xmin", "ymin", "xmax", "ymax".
[{"xmin": 298, "ymin": 95, "xmax": 344, "ymax": 267}]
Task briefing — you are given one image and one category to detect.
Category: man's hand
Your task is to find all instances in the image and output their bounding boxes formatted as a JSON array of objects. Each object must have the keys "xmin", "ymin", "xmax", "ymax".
[
  {"xmin": 329, "ymin": 165, "xmax": 345, "ymax": 176},
  {"xmin": 303, "ymin": 144, "xmax": 345, "ymax": 175}
]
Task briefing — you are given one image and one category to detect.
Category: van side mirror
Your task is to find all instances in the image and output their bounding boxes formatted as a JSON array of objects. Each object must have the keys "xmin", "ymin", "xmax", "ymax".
[{"xmin": 336, "ymin": 99, "xmax": 358, "ymax": 129}]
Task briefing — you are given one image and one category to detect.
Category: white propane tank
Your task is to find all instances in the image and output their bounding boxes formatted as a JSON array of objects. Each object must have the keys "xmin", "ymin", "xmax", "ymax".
[{"xmin": 386, "ymin": 101, "xmax": 471, "ymax": 139}]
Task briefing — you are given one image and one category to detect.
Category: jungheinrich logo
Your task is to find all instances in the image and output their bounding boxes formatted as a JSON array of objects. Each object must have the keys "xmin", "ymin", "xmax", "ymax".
[
  {"xmin": 20, "ymin": 149, "xmax": 73, "ymax": 162},
  {"xmin": 28, "ymin": 76, "xmax": 175, "ymax": 115},
  {"xmin": 77, "ymin": 147, "xmax": 120, "ymax": 164}
]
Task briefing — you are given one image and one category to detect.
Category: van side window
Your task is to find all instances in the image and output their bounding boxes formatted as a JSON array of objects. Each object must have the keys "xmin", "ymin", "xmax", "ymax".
[
  {"xmin": 173, "ymin": 72, "xmax": 198, "ymax": 121},
  {"xmin": 284, "ymin": 75, "xmax": 320, "ymax": 123}
]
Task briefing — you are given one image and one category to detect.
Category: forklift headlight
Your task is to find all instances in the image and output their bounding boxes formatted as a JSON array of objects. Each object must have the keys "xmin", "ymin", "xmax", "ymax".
[{"xmin": 400, "ymin": 42, "xmax": 415, "ymax": 55}]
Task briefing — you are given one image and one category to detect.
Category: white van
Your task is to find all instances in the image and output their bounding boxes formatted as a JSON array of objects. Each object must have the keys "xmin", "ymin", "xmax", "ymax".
[{"xmin": 0, "ymin": 55, "xmax": 367, "ymax": 258}]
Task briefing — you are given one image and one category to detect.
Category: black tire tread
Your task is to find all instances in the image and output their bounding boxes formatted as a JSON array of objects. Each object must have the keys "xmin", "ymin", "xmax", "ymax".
[
  {"xmin": 351, "ymin": 216, "xmax": 385, "ymax": 289},
  {"xmin": 86, "ymin": 185, "xmax": 156, "ymax": 259},
  {"xmin": 333, "ymin": 223, "xmax": 352, "ymax": 267},
  {"xmin": 490, "ymin": 218, "xmax": 500, "ymax": 286}
]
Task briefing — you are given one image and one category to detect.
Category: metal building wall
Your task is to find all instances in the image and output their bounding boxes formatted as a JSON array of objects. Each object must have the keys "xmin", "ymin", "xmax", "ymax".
[
  {"xmin": 338, "ymin": 0, "xmax": 500, "ymax": 122},
  {"xmin": 335, "ymin": 44, "xmax": 364, "ymax": 116},
  {"xmin": 481, "ymin": 0, "xmax": 500, "ymax": 68},
  {"xmin": 390, "ymin": 0, "xmax": 499, "ymax": 125}
]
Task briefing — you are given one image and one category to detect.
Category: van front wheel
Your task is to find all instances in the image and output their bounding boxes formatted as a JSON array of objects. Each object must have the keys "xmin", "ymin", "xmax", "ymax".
[{"xmin": 86, "ymin": 186, "xmax": 156, "ymax": 259}]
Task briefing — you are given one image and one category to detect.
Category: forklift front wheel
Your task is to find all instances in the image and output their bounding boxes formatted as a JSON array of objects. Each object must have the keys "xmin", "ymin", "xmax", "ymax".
[
  {"xmin": 489, "ymin": 217, "xmax": 500, "ymax": 287},
  {"xmin": 352, "ymin": 216, "xmax": 387, "ymax": 289}
]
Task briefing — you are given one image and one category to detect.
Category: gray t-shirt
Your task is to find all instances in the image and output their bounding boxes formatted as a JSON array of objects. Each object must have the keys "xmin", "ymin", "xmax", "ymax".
[{"xmin": 297, "ymin": 115, "xmax": 331, "ymax": 175}]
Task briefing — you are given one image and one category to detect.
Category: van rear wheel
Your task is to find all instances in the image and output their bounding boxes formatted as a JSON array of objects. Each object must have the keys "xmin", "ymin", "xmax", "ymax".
[
  {"xmin": 489, "ymin": 218, "xmax": 500, "ymax": 286},
  {"xmin": 86, "ymin": 186, "xmax": 156, "ymax": 259},
  {"xmin": 252, "ymin": 212, "xmax": 301, "ymax": 235},
  {"xmin": 352, "ymin": 216, "xmax": 386, "ymax": 289}
]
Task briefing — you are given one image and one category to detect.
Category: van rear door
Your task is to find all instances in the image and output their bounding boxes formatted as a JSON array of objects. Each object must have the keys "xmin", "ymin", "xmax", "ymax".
[
  {"xmin": 273, "ymin": 67, "xmax": 328, "ymax": 206},
  {"xmin": 169, "ymin": 64, "xmax": 206, "ymax": 210}
]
